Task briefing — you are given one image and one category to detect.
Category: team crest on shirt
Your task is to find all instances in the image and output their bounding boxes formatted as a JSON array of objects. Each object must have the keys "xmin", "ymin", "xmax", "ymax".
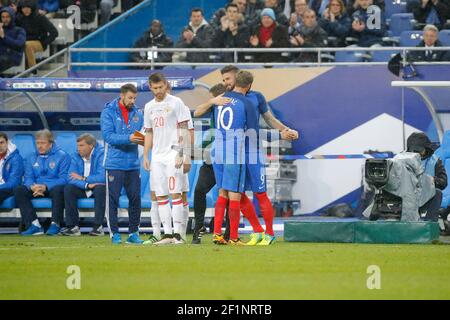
[
  {"xmin": 108, "ymin": 175, "xmax": 115, "ymax": 182},
  {"xmin": 164, "ymin": 106, "xmax": 171, "ymax": 113},
  {"xmin": 133, "ymin": 115, "xmax": 139, "ymax": 123},
  {"xmin": 49, "ymin": 161, "xmax": 56, "ymax": 169},
  {"xmin": 33, "ymin": 162, "xmax": 39, "ymax": 167}
]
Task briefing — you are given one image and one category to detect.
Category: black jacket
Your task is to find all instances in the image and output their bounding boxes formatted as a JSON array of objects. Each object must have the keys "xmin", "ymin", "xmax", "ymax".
[
  {"xmin": 131, "ymin": 30, "xmax": 173, "ymax": 64},
  {"xmin": 408, "ymin": 40, "xmax": 450, "ymax": 62},
  {"xmin": 211, "ymin": 23, "xmax": 250, "ymax": 62},
  {"xmin": 410, "ymin": 0, "xmax": 450, "ymax": 28},
  {"xmin": 175, "ymin": 21, "xmax": 214, "ymax": 63},
  {"xmin": 16, "ymin": 0, "xmax": 58, "ymax": 50},
  {"xmin": 433, "ymin": 158, "xmax": 448, "ymax": 190}
]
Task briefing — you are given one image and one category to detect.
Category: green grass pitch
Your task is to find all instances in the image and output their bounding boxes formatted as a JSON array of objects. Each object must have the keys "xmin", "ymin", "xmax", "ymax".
[{"xmin": 0, "ymin": 234, "xmax": 449, "ymax": 300}]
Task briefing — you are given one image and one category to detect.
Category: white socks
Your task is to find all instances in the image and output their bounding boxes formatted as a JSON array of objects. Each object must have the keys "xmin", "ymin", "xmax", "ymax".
[
  {"xmin": 32, "ymin": 219, "xmax": 41, "ymax": 228},
  {"xmin": 150, "ymin": 201, "xmax": 161, "ymax": 239},
  {"xmin": 157, "ymin": 199, "xmax": 172, "ymax": 236},
  {"xmin": 180, "ymin": 202, "xmax": 189, "ymax": 240},
  {"xmin": 172, "ymin": 199, "xmax": 184, "ymax": 237}
]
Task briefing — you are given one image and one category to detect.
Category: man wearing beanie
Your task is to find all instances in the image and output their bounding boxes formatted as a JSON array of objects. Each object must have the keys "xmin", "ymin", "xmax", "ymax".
[{"xmin": 249, "ymin": 7, "xmax": 289, "ymax": 62}]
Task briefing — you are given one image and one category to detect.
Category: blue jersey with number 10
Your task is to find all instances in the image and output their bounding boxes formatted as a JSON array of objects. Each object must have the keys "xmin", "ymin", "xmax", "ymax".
[{"xmin": 212, "ymin": 91, "xmax": 252, "ymax": 165}]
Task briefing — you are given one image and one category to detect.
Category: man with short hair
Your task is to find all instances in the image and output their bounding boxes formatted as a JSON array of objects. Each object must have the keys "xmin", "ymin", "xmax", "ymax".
[
  {"xmin": 409, "ymin": 24, "xmax": 450, "ymax": 62},
  {"xmin": 0, "ymin": 132, "xmax": 24, "ymax": 206},
  {"xmin": 176, "ymin": 7, "xmax": 214, "ymax": 63},
  {"xmin": 15, "ymin": 129, "xmax": 70, "ymax": 236},
  {"xmin": 62, "ymin": 134, "xmax": 106, "ymax": 236},
  {"xmin": 143, "ymin": 73, "xmax": 192, "ymax": 245},
  {"xmin": 101, "ymin": 83, "xmax": 145, "ymax": 245}
]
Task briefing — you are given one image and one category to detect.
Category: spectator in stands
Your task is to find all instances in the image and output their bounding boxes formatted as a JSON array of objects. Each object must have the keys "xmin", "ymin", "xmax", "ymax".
[
  {"xmin": 408, "ymin": 24, "xmax": 450, "ymax": 61},
  {"xmin": 0, "ymin": 132, "xmax": 24, "ymax": 207},
  {"xmin": 290, "ymin": 9, "xmax": 327, "ymax": 62},
  {"xmin": 288, "ymin": 0, "xmax": 308, "ymax": 36},
  {"xmin": 346, "ymin": 0, "xmax": 384, "ymax": 17},
  {"xmin": 319, "ymin": 0, "xmax": 351, "ymax": 46},
  {"xmin": 212, "ymin": 3, "xmax": 250, "ymax": 62},
  {"xmin": 175, "ymin": 7, "xmax": 214, "ymax": 63},
  {"xmin": 99, "ymin": 0, "xmax": 117, "ymax": 26},
  {"xmin": 0, "ymin": 6, "xmax": 25, "ymax": 73},
  {"xmin": 410, "ymin": 0, "xmax": 450, "ymax": 30},
  {"xmin": 407, "ymin": 132, "xmax": 447, "ymax": 222},
  {"xmin": 249, "ymin": 8, "xmax": 290, "ymax": 62},
  {"xmin": 279, "ymin": 0, "xmax": 296, "ymax": 17},
  {"xmin": 130, "ymin": 19, "xmax": 173, "ymax": 68},
  {"xmin": 246, "ymin": 0, "xmax": 265, "ymax": 24},
  {"xmin": 1, "ymin": 0, "xmax": 18, "ymax": 12},
  {"xmin": 211, "ymin": 0, "xmax": 246, "ymax": 30},
  {"xmin": 350, "ymin": 0, "xmax": 386, "ymax": 47},
  {"xmin": 260, "ymin": 0, "xmax": 289, "ymax": 25},
  {"xmin": 16, "ymin": 0, "xmax": 58, "ymax": 68},
  {"xmin": 37, "ymin": 0, "xmax": 58, "ymax": 17},
  {"xmin": 59, "ymin": 0, "xmax": 98, "ymax": 27},
  {"xmin": 62, "ymin": 134, "xmax": 106, "ymax": 236},
  {"xmin": 15, "ymin": 129, "xmax": 70, "ymax": 236}
]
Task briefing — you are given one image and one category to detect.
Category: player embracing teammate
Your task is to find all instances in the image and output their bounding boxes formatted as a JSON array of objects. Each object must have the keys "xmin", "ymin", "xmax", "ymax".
[{"xmin": 195, "ymin": 66, "xmax": 299, "ymax": 245}]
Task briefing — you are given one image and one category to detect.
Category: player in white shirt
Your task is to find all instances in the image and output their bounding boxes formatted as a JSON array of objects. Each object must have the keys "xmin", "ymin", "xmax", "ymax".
[{"xmin": 143, "ymin": 73, "xmax": 192, "ymax": 245}]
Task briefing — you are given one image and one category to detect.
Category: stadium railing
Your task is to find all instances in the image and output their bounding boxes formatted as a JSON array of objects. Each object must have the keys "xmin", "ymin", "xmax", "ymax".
[{"xmin": 68, "ymin": 46, "xmax": 450, "ymax": 69}]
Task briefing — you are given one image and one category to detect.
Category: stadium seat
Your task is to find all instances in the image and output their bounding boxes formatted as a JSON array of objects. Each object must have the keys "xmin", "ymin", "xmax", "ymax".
[
  {"xmin": 385, "ymin": 0, "xmax": 407, "ymax": 19},
  {"xmin": 389, "ymin": 13, "xmax": 416, "ymax": 37},
  {"xmin": 51, "ymin": 18, "xmax": 75, "ymax": 45},
  {"xmin": 371, "ymin": 49, "xmax": 401, "ymax": 62},
  {"xmin": 77, "ymin": 198, "xmax": 95, "ymax": 209},
  {"xmin": 0, "ymin": 196, "xmax": 15, "ymax": 209},
  {"xmin": 439, "ymin": 29, "xmax": 450, "ymax": 46},
  {"xmin": 55, "ymin": 132, "xmax": 78, "ymax": 155},
  {"xmin": 31, "ymin": 198, "xmax": 53, "ymax": 209},
  {"xmin": 12, "ymin": 134, "xmax": 36, "ymax": 159},
  {"xmin": 399, "ymin": 30, "xmax": 423, "ymax": 46}
]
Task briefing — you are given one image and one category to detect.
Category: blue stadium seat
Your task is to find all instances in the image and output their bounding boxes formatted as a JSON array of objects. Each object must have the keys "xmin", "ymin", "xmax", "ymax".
[
  {"xmin": 439, "ymin": 131, "xmax": 450, "ymax": 207},
  {"xmin": 0, "ymin": 196, "xmax": 15, "ymax": 209},
  {"xmin": 77, "ymin": 198, "xmax": 95, "ymax": 209},
  {"xmin": 31, "ymin": 198, "xmax": 53, "ymax": 208},
  {"xmin": 385, "ymin": 0, "xmax": 407, "ymax": 19},
  {"xmin": 55, "ymin": 132, "xmax": 78, "ymax": 155},
  {"xmin": 399, "ymin": 30, "xmax": 423, "ymax": 46},
  {"xmin": 389, "ymin": 13, "xmax": 415, "ymax": 37},
  {"xmin": 371, "ymin": 49, "xmax": 401, "ymax": 62},
  {"xmin": 335, "ymin": 51, "xmax": 366, "ymax": 62},
  {"xmin": 439, "ymin": 29, "xmax": 450, "ymax": 46},
  {"xmin": 11, "ymin": 134, "xmax": 36, "ymax": 159}
]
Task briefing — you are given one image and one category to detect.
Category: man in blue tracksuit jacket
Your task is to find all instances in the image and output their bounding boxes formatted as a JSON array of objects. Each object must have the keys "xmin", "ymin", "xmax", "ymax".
[
  {"xmin": 0, "ymin": 132, "xmax": 24, "ymax": 206},
  {"xmin": 62, "ymin": 134, "xmax": 106, "ymax": 237},
  {"xmin": 100, "ymin": 83, "xmax": 145, "ymax": 245},
  {"xmin": 15, "ymin": 129, "xmax": 71, "ymax": 236}
]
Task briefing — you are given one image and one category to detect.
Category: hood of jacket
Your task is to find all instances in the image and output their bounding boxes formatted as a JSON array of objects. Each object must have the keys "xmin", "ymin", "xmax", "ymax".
[{"xmin": 0, "ymin": 6, "xmax": 17, "ymax": 28}]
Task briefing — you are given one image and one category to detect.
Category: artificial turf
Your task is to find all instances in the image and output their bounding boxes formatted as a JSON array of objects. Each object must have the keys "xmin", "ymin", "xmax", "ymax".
[{"xmin": 0, "ymin": 234, "xmax": 449, "ymax": 300}]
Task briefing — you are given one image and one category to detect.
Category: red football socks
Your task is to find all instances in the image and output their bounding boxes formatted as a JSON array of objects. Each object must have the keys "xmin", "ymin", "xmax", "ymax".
[
  {"xmin": 214, "ymin": 196, "xmax": 228, "ymax": 235},
  {"xmin": 240, "ymin": 193, "xmax": 264, "ymax": 233},
  {"xmin": 255, "ymin": 192, "xmax": 274, "ymax": 236},
  {"xmin": 228, "ymin": 200, "xmax": 241, "ymax": 240}
]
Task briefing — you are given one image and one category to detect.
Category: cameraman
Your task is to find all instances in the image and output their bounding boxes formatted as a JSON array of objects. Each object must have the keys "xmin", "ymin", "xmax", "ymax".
[{"xmin": 407, "ymin": 132, "xmax": 447, "ymax": 221}]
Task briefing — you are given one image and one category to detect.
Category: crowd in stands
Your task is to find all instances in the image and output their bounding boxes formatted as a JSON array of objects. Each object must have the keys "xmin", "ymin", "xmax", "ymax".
[
  {"xmin": 1, "ymin": 0, "xmax": 450, "ymax": 74},
  {"xmin": 0, "ymin": 0, "xmax": 141, "ymax": 74},
  {"xmin": 131, "ymin": 0, "xmax": 450, "ymax": 65}
]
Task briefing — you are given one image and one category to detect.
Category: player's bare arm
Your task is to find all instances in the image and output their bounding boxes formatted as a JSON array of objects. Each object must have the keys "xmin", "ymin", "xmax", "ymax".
[
  {"xmin": 193, "ymin": 94, "xmax": 232, "ymax": 117},
  {"xmin": 176, "ymin": 121, "xmax": 191, "ymax": 170},
  {"xmin": 143, "ymin": 128, "xmax": 153, "ymax": 171},
  {"xmin": 262, "ymin": 110, "xmax": 299, "ymax": 140}
]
